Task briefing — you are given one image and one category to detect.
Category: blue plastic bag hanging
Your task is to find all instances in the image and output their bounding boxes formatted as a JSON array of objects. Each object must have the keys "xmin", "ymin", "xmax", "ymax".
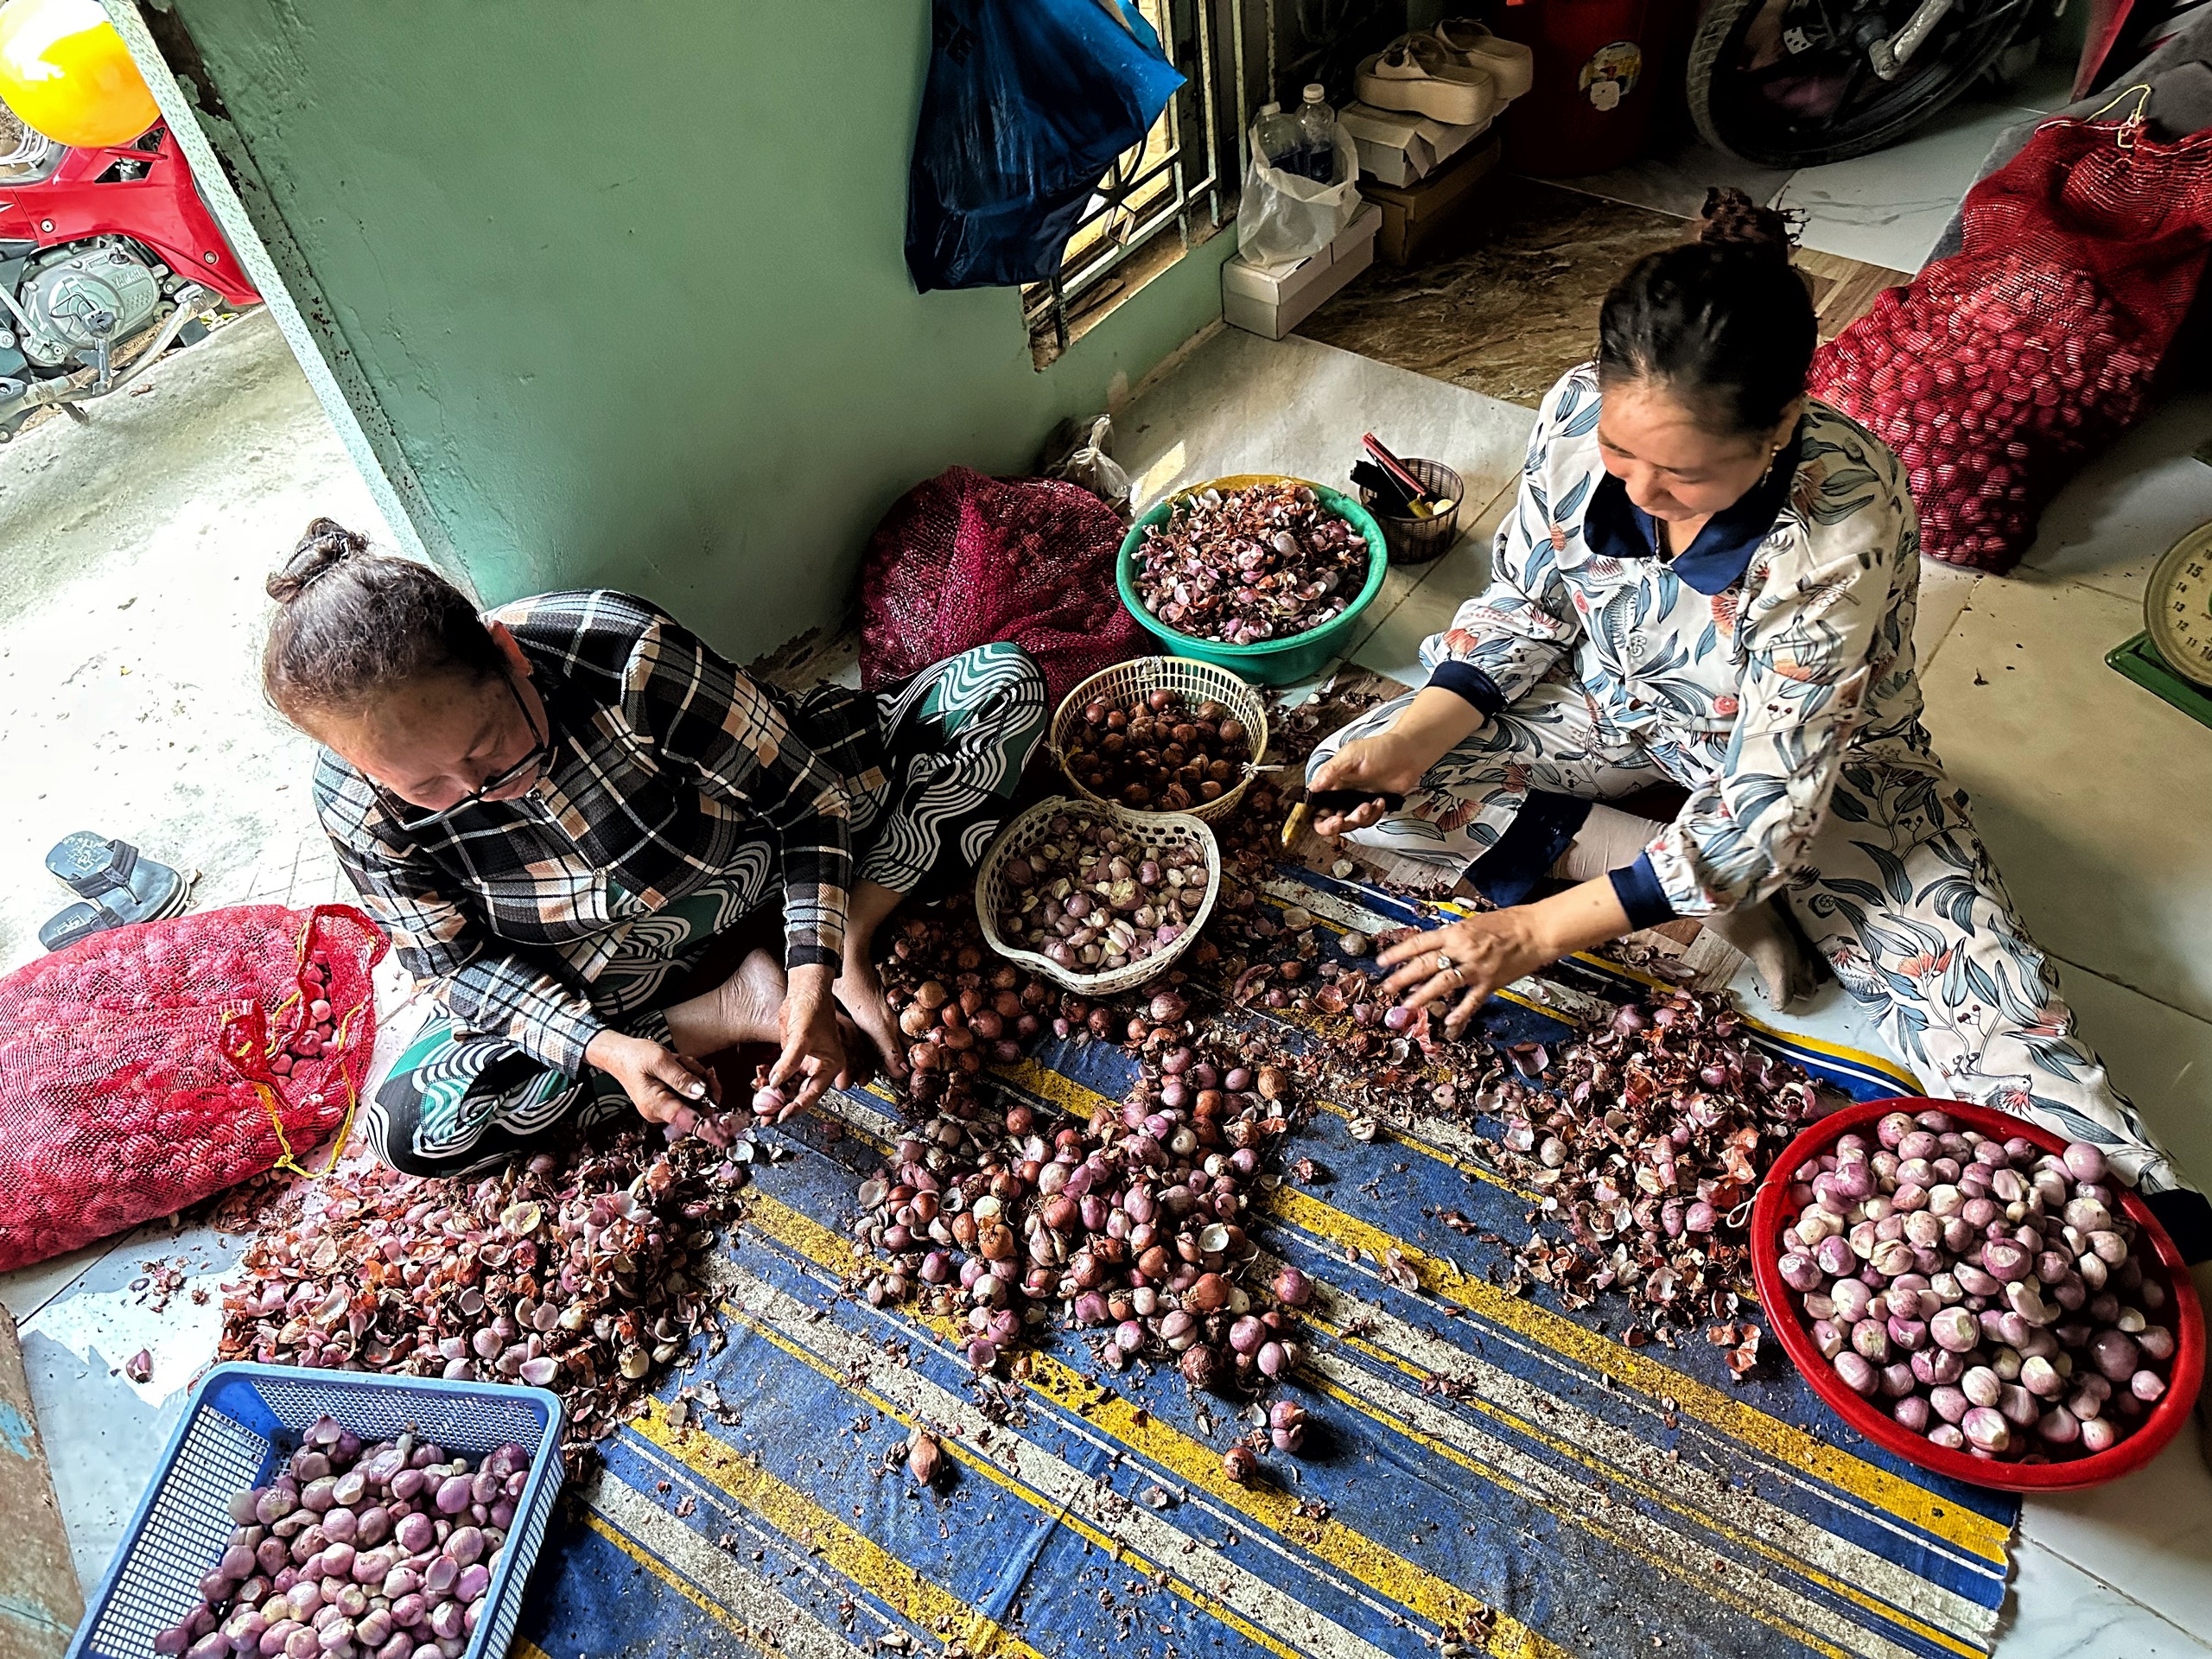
[{"xmin": 906, "ymin": 0, "xmax": 1185, "ymax": 292}]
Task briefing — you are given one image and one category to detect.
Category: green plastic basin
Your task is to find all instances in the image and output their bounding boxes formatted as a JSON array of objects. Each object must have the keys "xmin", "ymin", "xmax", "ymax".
[{"xmin": 1116, "ymin": 474, "xmax": 1390, "ymax": 685}]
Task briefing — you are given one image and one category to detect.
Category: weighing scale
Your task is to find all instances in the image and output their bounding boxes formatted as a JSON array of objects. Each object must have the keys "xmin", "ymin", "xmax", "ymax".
[{"xmin": 2107, "ymin": 519, "xmax": 2212, "ymax": 730}]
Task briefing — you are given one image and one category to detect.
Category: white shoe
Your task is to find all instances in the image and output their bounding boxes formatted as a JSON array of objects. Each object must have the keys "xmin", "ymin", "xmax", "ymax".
[
  {"xmin": 1355, "ymin": 37, "xmax": 1498, "ymax": 127},
  {"xmin": 1428, "ymin": 19, "xmax": 1534, "ymax": 102}
]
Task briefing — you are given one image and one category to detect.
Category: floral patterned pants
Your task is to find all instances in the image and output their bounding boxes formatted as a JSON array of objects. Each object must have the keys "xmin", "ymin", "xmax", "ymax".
[{"xmin": 1312, "ymin": 683, "xmax": 2207, "ymax": 1236}]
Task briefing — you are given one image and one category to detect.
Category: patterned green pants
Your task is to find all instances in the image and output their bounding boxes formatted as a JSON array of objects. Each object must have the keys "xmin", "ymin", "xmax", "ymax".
[{"xmin": 360, "ymin": 642, "xmax": 1046, "ymax": 1176}]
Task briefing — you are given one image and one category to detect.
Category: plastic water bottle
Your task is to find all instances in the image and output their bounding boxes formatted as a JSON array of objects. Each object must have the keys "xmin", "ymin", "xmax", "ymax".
[
  {"xmin": 1294, "ymin": 83, "xmax": 1337, "ymax": 181},
  {"xmin": 1254, "ymin": 101, "xmax": 1300, "ymax": 172}
]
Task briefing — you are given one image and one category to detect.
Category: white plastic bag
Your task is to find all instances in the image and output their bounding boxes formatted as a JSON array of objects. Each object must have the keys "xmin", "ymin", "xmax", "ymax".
[
  {"xmin": 1235, "ymin": 118, "xmax": 1362, "ymax": 276},
  {"xmin": 1039, "ymin": 412, "xmax": 1133, "ymax": 518}
]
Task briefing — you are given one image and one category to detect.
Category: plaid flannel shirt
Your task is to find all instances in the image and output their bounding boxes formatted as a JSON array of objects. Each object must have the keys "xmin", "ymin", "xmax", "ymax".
[{"xmin": 316, "ymin": 590, "xmax": 880, "ymax": 1075}]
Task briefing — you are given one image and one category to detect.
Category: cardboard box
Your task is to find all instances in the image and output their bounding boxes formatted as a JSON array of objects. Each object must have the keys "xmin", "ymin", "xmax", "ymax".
[
  {"xmin": 1360, "ymin": 137, "xmax": 1502, "ymax": 267},
  {"xmin": 1336, "ymin": 99, "xmax": 1491, "ymax": 188},
  {"xmin": 1221, "ymin": 203, "xmax": 1382, "ymax": 340}
]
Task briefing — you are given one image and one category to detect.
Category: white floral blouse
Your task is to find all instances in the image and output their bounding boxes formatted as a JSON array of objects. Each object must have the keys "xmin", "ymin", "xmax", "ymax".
[{"xmin": 1422, "ymin": 362, "xmax": 1940, "ymax": 920}]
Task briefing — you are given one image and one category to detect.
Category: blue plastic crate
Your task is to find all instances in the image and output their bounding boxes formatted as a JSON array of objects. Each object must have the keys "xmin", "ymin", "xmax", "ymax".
[{"xmin": 68, "ymin": 1363, "xmax": 566, "ymax": 1659}]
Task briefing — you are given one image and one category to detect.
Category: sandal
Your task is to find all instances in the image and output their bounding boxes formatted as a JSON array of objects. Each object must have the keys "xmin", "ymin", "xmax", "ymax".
[
  {"xmin": 1356, "ymin": 38, "xmax": 1499, "ymax": 129},
  {"xmin": 1427, "ymin": 20, "xmax": 1535, "ymax": 101},
  {"xmin": 39, "ymin": 832, "xmax": 190, "ymax": 952}
]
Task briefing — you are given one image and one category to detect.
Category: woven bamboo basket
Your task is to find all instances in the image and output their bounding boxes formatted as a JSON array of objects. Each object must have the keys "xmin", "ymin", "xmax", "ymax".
[
  {"xmin": 975, "ymin": 796, "xmax": 1220, "ymax": 995},
  {"xmin": 1050, "ymin": 656, "xmax": 1270, "ymax": 827}
]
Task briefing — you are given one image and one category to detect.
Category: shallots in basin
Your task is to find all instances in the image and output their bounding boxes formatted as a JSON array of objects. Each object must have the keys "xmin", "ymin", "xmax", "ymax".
[
  {"xmin": 1776, "ymin": 1107, "xmax": 2180, "ymax": 1462},
  {"xmin": 993, "ymin": 812, "xmax": 1206, "ymax": 976}
]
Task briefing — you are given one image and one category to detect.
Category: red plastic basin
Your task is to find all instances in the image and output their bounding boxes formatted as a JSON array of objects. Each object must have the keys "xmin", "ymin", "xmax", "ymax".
[{"xmin": 1751, "ymin": 1096, "xmax": 2204, "ymax": 1491}]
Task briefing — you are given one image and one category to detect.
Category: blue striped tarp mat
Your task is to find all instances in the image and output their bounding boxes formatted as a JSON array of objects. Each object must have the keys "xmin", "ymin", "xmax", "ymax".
[{"xmin": 516, "ymin": 866, "xmax": 2018, "ymax": 1659}]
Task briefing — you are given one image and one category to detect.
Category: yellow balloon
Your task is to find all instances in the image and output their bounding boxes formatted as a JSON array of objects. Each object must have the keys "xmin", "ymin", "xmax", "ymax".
[{"xmin": 0, "ymin": 0, "xmax": 156, "ymax": 149}]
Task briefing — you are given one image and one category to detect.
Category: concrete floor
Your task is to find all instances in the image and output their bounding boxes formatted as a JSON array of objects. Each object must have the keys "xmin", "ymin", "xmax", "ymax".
[{"xmin": 0, "ymin": 308, "xmax": 389, "ymax": 973}]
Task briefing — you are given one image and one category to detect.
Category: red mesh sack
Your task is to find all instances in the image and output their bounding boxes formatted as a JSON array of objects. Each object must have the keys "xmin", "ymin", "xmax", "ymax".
[
  {"xmin": 860, "ymin": 465, "xmax": 1141, "ymax": 705},
  {"xmin": 0, "ymin": 904, "xmax": 387, "ymax": 1271},
  {"xmin": 1811, "ymin": 114, "xmax": 2212, "ymax": 572}
]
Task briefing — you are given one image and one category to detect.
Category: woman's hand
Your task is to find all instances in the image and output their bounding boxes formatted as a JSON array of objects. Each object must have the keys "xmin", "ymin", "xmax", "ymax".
[
  {"xmin": 1377, "ymin": 879, "xmax": 1635, "ymax": 1036},
  {"xmin": 836, "ymin": 955, "xmax": 910, "ymax": 1083},
  {"xmin": 1307, "ymin": 687, "xmax": 1487, "ymax": 834},
  {"xmin": 586, "ymin": 1030, "xmax": 722, "ymax": 1124},
  {"xmin": 1308, "ymin": 732, "xmax": 1427, "ymax": 834},
  {"xmin": 769, "ymin": 965, "xmax": 851, "ymax": 1114},
  {"xmin": 1378, "ymin": 911, "xmax": 1558, "ymax": 1036}
]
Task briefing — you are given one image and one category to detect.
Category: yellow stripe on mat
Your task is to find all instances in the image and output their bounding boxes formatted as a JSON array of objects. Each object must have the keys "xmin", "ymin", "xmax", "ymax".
[
  {"xmin": 1277, "ymin": 1276, "xmax": 1991, "ymax": 1651},
  {"xmin": 626, "ymin": 1396, "xmax": 1050, "ymax": 1659},
  {"xmin": 715, "ymin": 1243, "xmax": 1963, "ymax": 1659},
  {"xmin": 739, "ymin": 1192, "xmax": 1569, "ymax": 1659},
  {"xmin": 724, "ymin": 1296, "xmax": 1385, "ymax": 1659},
  {"xmin": 973, "ymin": 1065, "xmax": 2007, "ymax": 1566}
]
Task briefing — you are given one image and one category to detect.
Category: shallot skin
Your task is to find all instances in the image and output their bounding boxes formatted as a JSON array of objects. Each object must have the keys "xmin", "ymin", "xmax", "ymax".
[
  {"xmin": 1132, "ymin": 483, "xmax": 1370, "ymax": 647},
  {"xmin": 218, "ymin": 1120, "xmax": 747, "ymax": 1456},
  {"xmin": 1479, "ymin": 987, "xmax": 1817, "ymax": 1344}
]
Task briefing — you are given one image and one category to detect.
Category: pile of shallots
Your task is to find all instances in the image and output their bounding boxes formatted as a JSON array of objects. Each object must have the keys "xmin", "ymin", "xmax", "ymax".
[
  {"xmin": 157, "ymin": 1416, "xmax": 531, "ymax": 1659},
  {"xmin": 1131, "ymin": 482, "xmax": 1370, "ymax": 645},
  {"xmin": 990, "ymin": 811, "xmax": 1208, "ymax": 976},
  {"xmin": 1480, "ymin": 990, "xmax": 1822, "ymax": 1338},
  {"xmin": 867, "ymin": 911, "xmax": 1312, "ymax": 1408},
  {"xmin": 219, "ymin": 1127, "xmax": 747, "ymax": 1454},
  {"xmin": 1061, "ymin": 686, "xmax": 1254, "ymax": 813},
  {"xmin": 883, "ymin": 913, "xmax": 1054, "ymax": 1117},
  {"xmin": 1777, "ymin": 1107, "xmax": 2179, "ymax": 1460}
]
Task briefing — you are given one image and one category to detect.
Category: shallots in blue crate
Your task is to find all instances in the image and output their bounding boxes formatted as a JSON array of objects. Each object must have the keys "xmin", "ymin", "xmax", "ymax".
[{"xmin": 156, "ymin": 1416, "xmax": 531, "ymax": 1659}]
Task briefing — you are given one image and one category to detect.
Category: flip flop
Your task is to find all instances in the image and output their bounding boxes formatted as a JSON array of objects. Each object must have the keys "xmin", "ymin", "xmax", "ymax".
[{"xmin": 39, "ymin": 832, "xmax": 190, "ymax": 952}]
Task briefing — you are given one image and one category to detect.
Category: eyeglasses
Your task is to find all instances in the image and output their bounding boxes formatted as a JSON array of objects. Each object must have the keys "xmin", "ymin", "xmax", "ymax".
[{"xmin": 372, "ymin": 671, "xmax": 551, "ymax": 830}]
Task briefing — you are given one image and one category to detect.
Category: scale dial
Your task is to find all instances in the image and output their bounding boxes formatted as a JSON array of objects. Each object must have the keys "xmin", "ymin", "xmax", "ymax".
[{"xmin": 2146, "ymin": 523, "xmax": 2212, "ymax": 690}]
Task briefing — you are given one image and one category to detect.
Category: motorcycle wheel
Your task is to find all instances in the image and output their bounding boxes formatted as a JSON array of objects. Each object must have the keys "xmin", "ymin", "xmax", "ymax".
[{"xmin": 1688, "ymin": 0, "xmax": 2038, "ymax": 168}]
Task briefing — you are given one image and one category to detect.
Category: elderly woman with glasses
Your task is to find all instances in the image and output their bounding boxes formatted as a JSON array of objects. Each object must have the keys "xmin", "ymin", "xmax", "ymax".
[{"xmin": 261, "ymin": 519, "xmax": 1046, "ymax": 1176}]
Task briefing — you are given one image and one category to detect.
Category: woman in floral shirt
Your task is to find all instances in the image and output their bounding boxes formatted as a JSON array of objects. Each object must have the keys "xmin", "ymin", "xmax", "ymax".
[{"xmin": 1308, "ymin": 190, "xmax": 2209, "ymax": 1262}]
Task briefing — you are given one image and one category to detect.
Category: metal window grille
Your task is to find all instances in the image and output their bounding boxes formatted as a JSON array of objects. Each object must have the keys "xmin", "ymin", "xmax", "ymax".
[
  {"xmin": 1022, "ymin": 0, "xmax": 1237, "ymax": 366},
  {"xmin": 1020, "ymin": 0, "xmax": 1408, "ymax": 368}
]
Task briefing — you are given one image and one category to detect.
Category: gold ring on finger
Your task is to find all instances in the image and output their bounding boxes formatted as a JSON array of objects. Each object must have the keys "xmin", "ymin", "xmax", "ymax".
[{"xmin": 1434, "ymin": 951, "xmax": 1454, "ymax": 973}]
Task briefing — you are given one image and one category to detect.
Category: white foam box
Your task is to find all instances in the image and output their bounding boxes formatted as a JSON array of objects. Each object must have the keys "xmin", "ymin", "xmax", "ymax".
[
  {"xmin": 1336, "ymin": 99, "xmax": 1492, "ymax": 188},
  {"xmin": 1221, "ymin": 204, "xmax": 1382, "ymax": 340}
]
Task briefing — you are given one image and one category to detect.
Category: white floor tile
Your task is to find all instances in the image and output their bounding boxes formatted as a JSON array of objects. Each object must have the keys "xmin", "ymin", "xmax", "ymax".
[
  {"xmin": 19, "ymin": 1217, "xmax": 245, "ymax": 1586},
  {"xmin": 1914, "ymin": 561, "xmax": 1982, "ymax": 669},
  {"xmin": 1344, "ymin": 486, "xmax": 1509, "ymax": 684},
  {"xmin": 2015, "ymin": 1410, "xmax": 2212, "ymax": 1649},
  {"xmin": 2050, "ymin": 959, "xmax": 2212, "ymax": 1197},
  {"xmin": 1116, "ymin": 328, "xmax": 1535, "ymax": 521},
  {"xmin": 0, "ymin": 1236, "xmax": 122, "ymax": 1323},
  {"xmin": 1777, "ymin": 99, "xmax": 2038, "ymax": 271},
  {"xmin": 1917, "ymin": 572, "xmax": 2212, "ymax": 1025},
  {"xmin": 1997, "ymin": 1536, "xmax": 2212, "ymax": 1657},
  {"xmin": 1562, "ymin": 132, "xmax": 1795, "ymax": 221},
  {"xmin": 2019, "ymin": 389, "xmax": 2212, "ymax": 605}
]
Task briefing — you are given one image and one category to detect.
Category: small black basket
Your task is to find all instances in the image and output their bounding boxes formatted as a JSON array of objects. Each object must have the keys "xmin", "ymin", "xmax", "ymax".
[{"xmin": 1357, "ymin": 458, "xmax": 1465, "ymax": 566}]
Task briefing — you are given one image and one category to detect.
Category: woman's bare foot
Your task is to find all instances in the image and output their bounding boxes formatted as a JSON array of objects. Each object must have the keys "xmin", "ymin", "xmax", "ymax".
[
  {"xmin": 1702, "ymin": 896, "xmax": 1826, "ymax": 1014},
  {"xmin": 664, "ymin": 947, "xmax": 788, "ymax": 1055}
]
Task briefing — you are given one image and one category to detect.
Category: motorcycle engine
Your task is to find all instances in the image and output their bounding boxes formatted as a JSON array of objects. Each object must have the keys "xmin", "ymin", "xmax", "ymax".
[{"xmin": 13, "ymin": 242, "xmax": 162, "ymax": 370}]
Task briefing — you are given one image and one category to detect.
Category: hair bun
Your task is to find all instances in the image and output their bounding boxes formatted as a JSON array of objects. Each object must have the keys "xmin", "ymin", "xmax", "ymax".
[
  {"xmin": 268, "ymin": 518, "xmax": 371, "ymax": 603},
  {"xmin": 1696, "ymin": 187, "xmax": 1796, "ymax": 261}
]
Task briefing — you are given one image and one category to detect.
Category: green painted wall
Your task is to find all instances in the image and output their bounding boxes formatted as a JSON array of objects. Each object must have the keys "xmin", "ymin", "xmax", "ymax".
[{"xmin": 163, "ymin": 0, "xmax": 1232, "ymax": 656}]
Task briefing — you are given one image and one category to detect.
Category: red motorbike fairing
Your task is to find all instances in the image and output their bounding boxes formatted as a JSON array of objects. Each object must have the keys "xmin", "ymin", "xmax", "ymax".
[{"xmin": 0, "ymin": 124, "xmax": 257, "ymax": 306}]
